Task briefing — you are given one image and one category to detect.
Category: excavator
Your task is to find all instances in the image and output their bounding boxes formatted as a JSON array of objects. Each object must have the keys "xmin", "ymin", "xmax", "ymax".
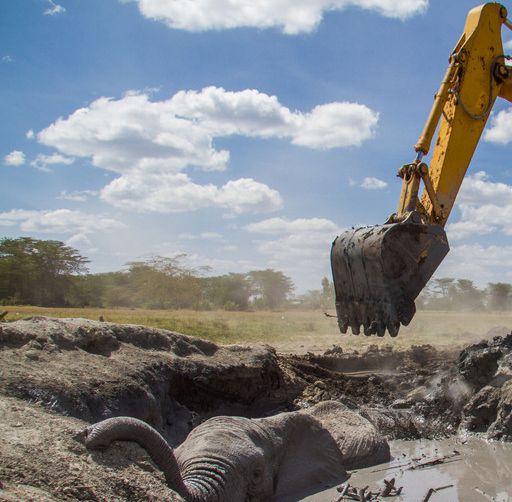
[{"xmin": 331, "ymin": 2, "xmax": 512, "ymax": 337}]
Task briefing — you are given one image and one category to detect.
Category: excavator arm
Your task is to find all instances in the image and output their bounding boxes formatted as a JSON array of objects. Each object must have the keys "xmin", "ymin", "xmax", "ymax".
[
  {"xmin": 331, "ymin": 2, "xmax": 512, "ymax": 337},
  {"xmin": 401, "ymin": 2, "xmax": 512, "ymax": 226}
]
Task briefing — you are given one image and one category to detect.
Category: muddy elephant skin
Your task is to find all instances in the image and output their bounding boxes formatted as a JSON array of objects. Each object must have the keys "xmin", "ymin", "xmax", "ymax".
[{"xmin": 85, "ymin": 401, "xmax": 389, "ymax": 501}]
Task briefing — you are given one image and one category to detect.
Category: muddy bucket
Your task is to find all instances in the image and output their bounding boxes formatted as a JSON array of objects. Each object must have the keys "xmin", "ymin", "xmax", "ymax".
[{"xmin": 330, "ymin": 214, "xmax": 449, "ymax": 337}]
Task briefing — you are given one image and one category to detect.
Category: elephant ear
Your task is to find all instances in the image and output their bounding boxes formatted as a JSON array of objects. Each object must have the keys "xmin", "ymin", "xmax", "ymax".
[
  {"xmin": 304, "ymin": 401, "xmax": 390, "ymax": 469},
  {"xmin": 271, "ymin": 413, "xmax": 347, "ymax": 501}
]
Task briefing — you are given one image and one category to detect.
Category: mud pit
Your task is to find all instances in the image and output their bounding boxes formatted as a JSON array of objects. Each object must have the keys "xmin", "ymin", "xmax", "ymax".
[{"xmin": 1, "ymin": 317, "xmax": 512, "ymax": 500}]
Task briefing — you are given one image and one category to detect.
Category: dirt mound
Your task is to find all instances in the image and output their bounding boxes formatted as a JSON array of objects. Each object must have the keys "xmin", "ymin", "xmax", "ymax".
[
  {"xmin": 0, "ymin": 396, "xmax": 183, "ymax": 501},
  {"xmin": 0, "ymin": 317, "xmax": 287, "ymax": 451}
]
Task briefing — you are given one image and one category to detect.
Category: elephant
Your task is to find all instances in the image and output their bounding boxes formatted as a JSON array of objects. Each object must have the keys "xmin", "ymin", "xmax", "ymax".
[{"xmin": 85, "ymin": 401, "xmax": 389, "ymax": 501}]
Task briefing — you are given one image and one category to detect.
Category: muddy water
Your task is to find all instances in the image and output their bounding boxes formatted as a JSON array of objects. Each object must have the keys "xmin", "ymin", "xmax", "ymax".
[{"xmin": 301, "ymin": 437, "xmax": 512, "ymax": 501}]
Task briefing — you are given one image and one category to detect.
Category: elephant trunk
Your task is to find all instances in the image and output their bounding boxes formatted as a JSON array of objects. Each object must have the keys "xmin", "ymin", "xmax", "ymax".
[{"xmin": 84, "ymin": 416, "xmax": 217, "ymax": 501}]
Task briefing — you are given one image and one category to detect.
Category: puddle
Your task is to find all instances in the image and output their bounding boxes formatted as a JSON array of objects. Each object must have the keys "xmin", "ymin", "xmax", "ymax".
[{"xmin": 301, "ymin": 437, "xmax": 512, "ymax": 501}]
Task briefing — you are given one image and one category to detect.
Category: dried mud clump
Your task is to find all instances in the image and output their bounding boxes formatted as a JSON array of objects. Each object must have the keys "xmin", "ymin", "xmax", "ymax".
[{"xmin": 458, "ymin": 334, "xmax": 512, "ymax": 439}]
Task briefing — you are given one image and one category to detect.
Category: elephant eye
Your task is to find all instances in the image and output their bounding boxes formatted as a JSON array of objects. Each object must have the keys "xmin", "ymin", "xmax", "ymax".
[{"xmin": 252, "ymin": 468, "xmax": 262, "ymax": 480}]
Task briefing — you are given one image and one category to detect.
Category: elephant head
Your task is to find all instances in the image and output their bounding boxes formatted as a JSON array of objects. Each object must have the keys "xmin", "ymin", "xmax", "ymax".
[
  {"xmin": 85, "ymin": 415, "xmax": 285, "ymax": 501},
  {"xmin": 84, "ymin": 401, "xmax": 388, "ymax": 501}
]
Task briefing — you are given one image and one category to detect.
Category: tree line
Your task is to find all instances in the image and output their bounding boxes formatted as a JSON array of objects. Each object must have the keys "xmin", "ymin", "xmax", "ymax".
[
  {"xmin": 418, "ymin": 278, "xmax": 512, "ymax": 312},
  {"xmin": 15, "ymin": 237, "xmax": 512, "ymax": 313},
  {"xmin": 0, "ymin": 237, "xmax": 296, "ymax": 310}
]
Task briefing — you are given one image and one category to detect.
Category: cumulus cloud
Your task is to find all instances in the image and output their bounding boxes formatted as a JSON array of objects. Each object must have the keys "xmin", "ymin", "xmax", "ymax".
[
  {"xmin": 37, "ymin": 87, "xmax": 377, "ymax": 213},
  {"xmin": 245, "ymin": 216, "xmax": 343, "ymax": 290},
  {"xmin": 30, "ymin": 153, "xmax": 75, "ymax": 171},
  {"xmin": 38, "ymin": 88, "xmax": 377, "ymax": 172},
  {"xmin": 484, "ymin": 108, "xmax": 512, "ymax": 144},
  {"xmin": 360, "ymin": 176, "xmax": 387, "ymax": 189},
  {"xmin": 0, "ymin": 209, "xmax": 124, "ymax": 234},
  {"xmin": 292, "ymin": 103, "xmax": 378, "ymax": 149},
  {"xmin": 245, "ymin": 217, "xmax": 339, "ymax": 234},
  {"xmin": 58, "ymin": 190, "xmax": 98, "ymax": 202},
  {"xmin": 446, "ymin": 171, "xmax": 512, "ymax": 239},
  {"xmin": 101, "ymin": 171, "xmax": 283, "ymax": 214},
  {"xmin": 2, "ymin": 55, "xmax": 13, "ymax": 63},
  {"xmin": 438, "ymin": 244, "xmax": 512, "ymax": 284},
  {"xmin": 131, "ymin": 0, "xmax": 428, "ymax": 34},
  {"xmin": 3, "ymin": 150, "xmax": 25, "ymax": 166},
  {"xmin": 65, "ymin": 233, "xmax": 99, "ymax": 254},
  {"xmin": 178, "ymin": 232, "xmax": 223, "ymax": 240},
  {"xmin": 154, "ymin": 243, "xmax": 257, "ymax": 274},
  {"xmin": 44, "ymin": 0, "xmax": 65, "ymax": 15}
]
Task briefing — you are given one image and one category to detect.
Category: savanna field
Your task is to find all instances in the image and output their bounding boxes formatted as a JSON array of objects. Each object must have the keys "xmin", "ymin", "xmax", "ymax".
[{"xmin": 4, "ymin": 306, "xmax": 511, "ymax": 351}]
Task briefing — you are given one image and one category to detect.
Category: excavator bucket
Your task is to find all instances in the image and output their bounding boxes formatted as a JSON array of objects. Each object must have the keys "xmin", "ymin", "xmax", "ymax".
[{"xmin": 331, "ymin": 215, "xmax": 449, "ymax": 337}]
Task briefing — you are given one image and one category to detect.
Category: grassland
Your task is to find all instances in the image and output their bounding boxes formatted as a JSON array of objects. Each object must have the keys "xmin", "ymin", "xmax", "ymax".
[{"xmin": 3, "ymin": 306, "xmax": 511, "ymax": 352}]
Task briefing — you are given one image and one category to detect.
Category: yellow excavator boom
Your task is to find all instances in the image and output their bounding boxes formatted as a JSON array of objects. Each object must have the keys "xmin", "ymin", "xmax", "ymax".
[{"xmin": 331, "ymin": 2, "xmax": 512, "ymax": 337}]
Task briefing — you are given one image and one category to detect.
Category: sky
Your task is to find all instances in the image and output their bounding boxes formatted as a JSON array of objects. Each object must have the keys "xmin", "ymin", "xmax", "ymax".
[{"xmin": 3, "ymin": 0, "xmax": 512, "ymax": 293}]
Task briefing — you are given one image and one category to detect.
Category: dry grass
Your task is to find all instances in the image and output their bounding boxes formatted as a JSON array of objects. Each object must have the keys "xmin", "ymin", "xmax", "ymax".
[{"xmin": 2, "ymin": 306, "xmax": 511, "ymax": 352}]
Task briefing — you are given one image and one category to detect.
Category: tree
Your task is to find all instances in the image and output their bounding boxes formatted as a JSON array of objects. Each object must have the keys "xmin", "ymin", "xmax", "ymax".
[
  {"xmin": 433, "ymin": 278, "xmax": 455, "ymax": 298},
  {"xmin": 488, "ymin": 282, "xmax": 512, "ymax": 311},
  {"xmin": 248, "ymin": 269, "xmax": 294, "ymax": 309},
  {"xmin": 206, "ymin": 273, "xmax": 252, "ymax": 310},
  {"xmin": 0, "ymin": 237, "xmax": 89, "ymax": 306},
  {"xmin": 450, "ymin": 279, "xmax": 485, "ymax": 311},
  {"xmin": 321, "ymin": 276, "xmax": 335, "ymax": 308},
  {"xmin": 125, "ymin": 255, "xmax": 206, "ymax": 309}
]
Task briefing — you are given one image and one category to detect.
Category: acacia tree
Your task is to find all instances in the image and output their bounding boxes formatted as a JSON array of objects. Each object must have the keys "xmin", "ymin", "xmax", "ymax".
[
  {"xmin": 206, "ymin": 273, "xmax": 251, "ymax": 310},
  {"xmin": 248, "ymin": 269, "xmax": 294, "ymax": 309},
  {"xmin": 125, "ymin": 255, "xmax": 207, "ymax": 309},
  {"xmin": 488, "ymin": 282, "xmax": 512, "ymax": 311},
  {"xmin": 0, "ymin": 237, "xmax": 89, "ymax": 306}
]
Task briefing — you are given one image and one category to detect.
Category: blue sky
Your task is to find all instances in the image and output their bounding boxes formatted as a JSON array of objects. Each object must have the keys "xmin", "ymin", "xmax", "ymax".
[{"xmin": 3, "ymin": 0, "xmax": 512, "ymax": 292}]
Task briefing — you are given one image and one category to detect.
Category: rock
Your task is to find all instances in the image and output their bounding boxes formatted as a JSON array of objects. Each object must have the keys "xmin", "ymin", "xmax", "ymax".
[
  {"xmin": 458, "ymin": 344, "xmax": 501, "ymax": 386},
  {"xmin": 391, "ymin": 399, "xmax": 412, "ymax": 409},
  {"xmin": 24, "ymin": 350, "xmax": 40, "ymax": 361}
]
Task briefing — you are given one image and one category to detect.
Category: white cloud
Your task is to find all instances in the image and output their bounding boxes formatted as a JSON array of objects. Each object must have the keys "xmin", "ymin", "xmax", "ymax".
[
  {"xmin": 37, "ymin": 87, "xmax": 377, "ymax": 213},
  {"xmin": 66, "ymin": 233, "xmax": 99, "ymax": 254},
  {"xmin": 30, "ymin": 153, "xmax": 75, "ymax": 171},
  {"xmin": 484, "ymin": 108, "xmax": 512, "ymax": 144},
  {"xmin": 245, "ymin": 216, "xmax": 343, "ymax": 290},
  {"xmin": 3, "ymin": 150, "xmax": 25, "ymax": 166},
  {"xmin": 437, "ymin": 244, "xmax": 512, "ymax": 285},
  {"xmin": 101, "ymin": 171, "xmax": 282, "ymax": 214},
  {"xmin": 38, "ymin": 88, "xmax": 377, "ymax": 172},
  {"xmin": 245, "ymin": 217, "xmax": 339, "ymax": 234},
  {"xmin": 504, "ymin": 40, "xmax": 512, "ymax": 52},
  {"xmin": 2, "ymin": 55, "xmax": 13, "ymax": 63},
  {"xmin": 26, "ymin": 129, "xmax": 35, "ymax": 140},
  {"xmin": 179, "ymin": 232, "xmax": 223, "ymax": 240},
  {"xmin": 58, "ymin": 190, "xmax": 98, "ymax": 202},
  {"xmin": 445, "ymin": 171, "xmax": 512, "ymax": 240},
  {"xmin": 455, "ymin": 171, "xmax": 512, "ymax": 206},
  {"xmin": 0, "ymin": 209, "xmax": 124, "ymax": 235},
  {"xmin": 360, "ymin": 176, "xmax": 387, "ymax": 189},
  {"xmin": 44, "ymin": 1, "xmax": 65, "ymax": 15},
  {"xmin": 131, "ymin": 0, "xmax": 428, "ymax": 34},
  {"xmin": 153, "ymin": 243, "xmax": 258, "ymax": 274},
  {"xmin": 292, "ymin": 103, "xmax": 378, "ymax": 149}
]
